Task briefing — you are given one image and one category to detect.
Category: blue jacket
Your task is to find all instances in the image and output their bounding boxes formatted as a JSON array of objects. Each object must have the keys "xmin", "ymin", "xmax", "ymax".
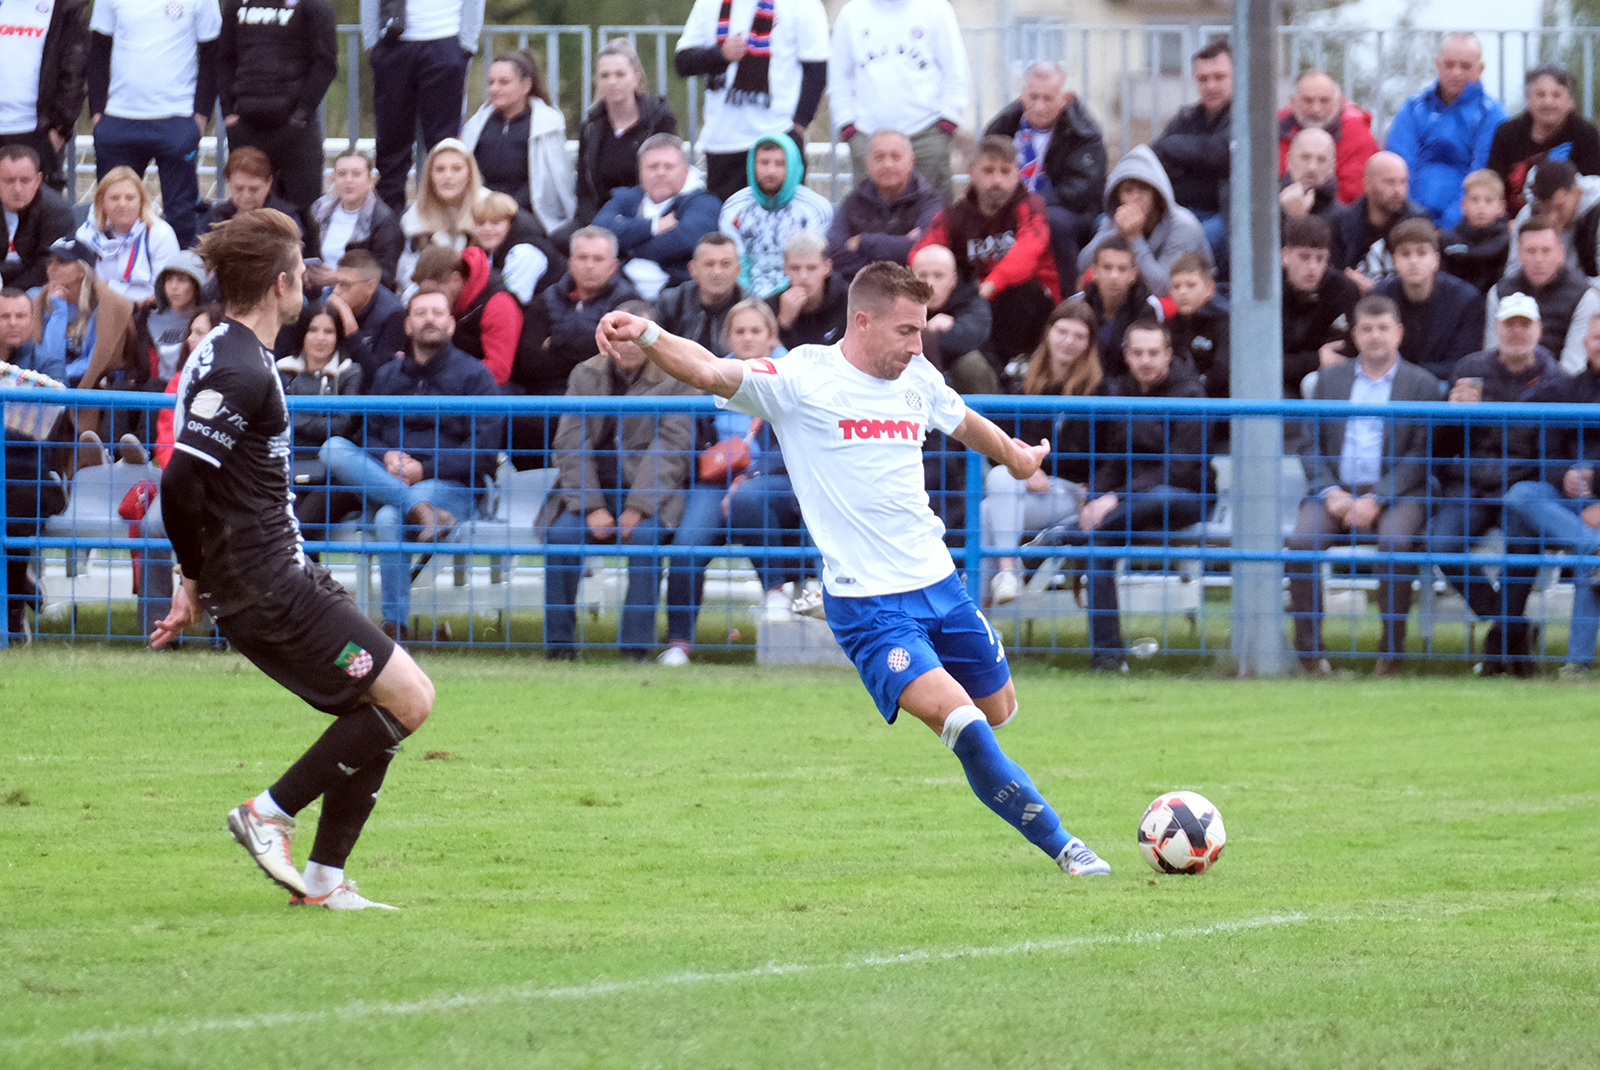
[
  {"xmin": 1384, "ymin": 80, "xmax": 1507, "ymax": 229},
  {"xmin": 365, "ymin": 343, "xmax": 503, "ymax": 489},
  {"xmin": 594, "ymin": 185, "xmax": 723, "ymax": 283}
]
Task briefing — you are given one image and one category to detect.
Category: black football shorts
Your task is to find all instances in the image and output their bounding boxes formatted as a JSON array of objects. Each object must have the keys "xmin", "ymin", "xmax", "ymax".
[{"xmin": 217, "ymin": 563, "xmax": 396, "ymax": 715}]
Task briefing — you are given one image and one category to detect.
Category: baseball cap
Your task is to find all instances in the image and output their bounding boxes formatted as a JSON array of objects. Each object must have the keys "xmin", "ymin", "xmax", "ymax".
[
  {"xmin": 1496, "ymin": 292, "xmax": 1542, "ymax": 322},
  {"xmin": 47, "ymin": 237, "xmax": 98, "ymax": 268}
]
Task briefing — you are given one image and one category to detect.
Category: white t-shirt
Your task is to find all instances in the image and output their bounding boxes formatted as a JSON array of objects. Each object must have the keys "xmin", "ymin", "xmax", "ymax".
[
  {"xmin": 829, "ymin": 0, "xmax": 970, "ymax": 135},
  {"xmin": 676, "ymin": 0, "xmax": 830, "ymax": 155},
  {"xmin": 402, "ymin": 0, "xmax": 459, "ymax": 42},
  {"xmin": 718, "ymin": 343, "xmax": 967, "ymax": 597},
  {"xmin": 320, "ymin": 205, "xmax": 361, "ymax": 267},
  {"xmin": 90, "ymin": 0, "xmax": 223, "ymax": 120},
  {"xmin": 0, "ymin": 0, "xmax": 51, "ymax": 134}
]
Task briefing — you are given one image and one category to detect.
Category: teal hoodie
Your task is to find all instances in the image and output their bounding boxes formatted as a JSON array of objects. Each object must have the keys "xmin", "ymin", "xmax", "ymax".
[{"xmin": 745, "ymin": 132, "xmax": 804, "ymax": 211}]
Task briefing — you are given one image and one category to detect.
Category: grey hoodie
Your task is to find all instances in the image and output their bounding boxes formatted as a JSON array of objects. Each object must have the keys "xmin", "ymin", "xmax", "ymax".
[
  {"xmin": 1077, "ymin": 144, "xmax": 1213, "ymax": 295},
  {"xmin": 1504, "ymin": 171, "xmax": 1600, "ymax": 282}
]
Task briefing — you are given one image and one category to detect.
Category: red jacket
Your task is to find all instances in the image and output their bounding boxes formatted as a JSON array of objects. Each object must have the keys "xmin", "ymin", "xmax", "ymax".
[
  {"xmin": 911, "ymin": 185, "xmax": 1061, "ymax": 303},
  {"xmin": 1277, "ymin": 101, "xmax": 1379, "ymax": 205},
  {"xmin": 454, "ymin": 246, "xmax": 522, "ymax": 387}
]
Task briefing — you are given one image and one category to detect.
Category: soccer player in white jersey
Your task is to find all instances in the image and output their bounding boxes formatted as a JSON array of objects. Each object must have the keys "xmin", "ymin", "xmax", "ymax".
[{"xmin": 596, "ymin": 261, "xmax": 1110, "ymax": 876}]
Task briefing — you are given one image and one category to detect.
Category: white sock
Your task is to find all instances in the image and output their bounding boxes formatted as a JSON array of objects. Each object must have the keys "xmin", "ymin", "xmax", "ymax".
[
  {"xmin": 939, "ymin": 705, "xmax": 985, "ymax": 750},
  {"xmin": 252, "ymin": 790, "xmax": 290, "ymax": 822},
  {"xmin": 304, "ymin": 861, "xmax": 343, "ymax": 898}
]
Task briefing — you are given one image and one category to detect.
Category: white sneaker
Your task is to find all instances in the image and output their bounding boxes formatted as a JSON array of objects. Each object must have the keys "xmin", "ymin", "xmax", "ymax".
[
  {"xmin": 990, "ymin": 570, "xmax": 1021, "ymax": 605},
  {"xmin": 657, "ymin": 644, "xmax": 690, "ymax": 666},
  {"xmin": 791, "ymin": 587, "xmax": 826, "ymax": 620},
  {"xmin": 763, "ymin": 588, "xmax": 795, "ymax": 622},
  {"xmin": 1059, "ymin": 837, "xmax": 1112, "ymax": 877},
  {"xmin": 289, "ymin": 879, "xmax": 396, "ymax": 910},
  {"xmin": 227, "ymin": 801, "xmax": 307, "ymax": 896}
]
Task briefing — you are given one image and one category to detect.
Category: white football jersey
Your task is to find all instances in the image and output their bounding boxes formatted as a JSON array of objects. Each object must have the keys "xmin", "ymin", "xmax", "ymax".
[{"xmin": 718, "ymin": 343, "xmax": 967, "ymax": 597}]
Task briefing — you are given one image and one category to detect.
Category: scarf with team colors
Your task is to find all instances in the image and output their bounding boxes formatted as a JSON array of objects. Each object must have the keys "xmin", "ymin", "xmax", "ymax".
[
  {"xmin": 1016, "ymin": 117, "xmax": 1046, "ymax": 194},
  {"xmin": 714, "ymin": 0, "xmax": 775, "ymax": 108}
]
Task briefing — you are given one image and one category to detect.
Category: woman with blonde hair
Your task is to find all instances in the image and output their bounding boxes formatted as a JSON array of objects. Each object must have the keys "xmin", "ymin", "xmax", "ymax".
[
  {"xmin": 981, "ymin": 299, "xmax": 1103, "ymax": 606},
  {"xmin": 569, "ymin": 38, "xmax": 678, "ymax": 236},
  {"xmin": 74, "ymin": 166, "xmax": 181, "ymax": 304},
  {"xmin": 398, "ymin": 139, "xmax": 486, "ymax": 285},
  {"xmin": 460, "ymin": 49, "xmax": 576, "ymax": 236}
]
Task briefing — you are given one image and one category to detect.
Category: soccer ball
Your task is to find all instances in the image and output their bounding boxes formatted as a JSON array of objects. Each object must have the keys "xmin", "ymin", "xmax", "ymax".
[{"xmin": 1138, "ymin": 791, "xmax": 1226, "ymax": 874}]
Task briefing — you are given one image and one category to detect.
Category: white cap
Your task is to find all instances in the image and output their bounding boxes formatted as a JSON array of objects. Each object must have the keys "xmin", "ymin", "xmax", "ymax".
[{"xmin": 1496, "ymin": 292, "xmax": 1542, "ymax": 322}]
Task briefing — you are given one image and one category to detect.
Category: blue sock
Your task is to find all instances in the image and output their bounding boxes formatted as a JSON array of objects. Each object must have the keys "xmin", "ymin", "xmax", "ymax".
[{"xmin": 942, "ymin": 706, "xmax": 1072, "ymax": 860}]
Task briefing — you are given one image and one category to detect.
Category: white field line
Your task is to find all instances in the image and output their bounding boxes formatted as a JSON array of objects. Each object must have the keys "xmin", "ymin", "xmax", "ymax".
[{"xmin": 27, "ymin": 911, "xmax": 1313, "ymax": 1050}]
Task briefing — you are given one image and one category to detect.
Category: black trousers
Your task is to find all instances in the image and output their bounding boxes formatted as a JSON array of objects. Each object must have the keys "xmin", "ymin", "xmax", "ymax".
[{"xmin": 370, "ymin": 36, "xmax": 469, "ymax": 214}]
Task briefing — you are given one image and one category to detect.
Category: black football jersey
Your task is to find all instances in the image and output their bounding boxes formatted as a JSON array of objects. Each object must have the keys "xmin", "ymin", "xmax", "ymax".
[{"xmin": 171, "ymin": 319, "xmax": 306, "ymax": 616}]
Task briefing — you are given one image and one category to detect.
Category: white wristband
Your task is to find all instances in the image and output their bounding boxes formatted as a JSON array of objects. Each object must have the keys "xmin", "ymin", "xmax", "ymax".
[{"xmin": 638, "ymin": 321, "xmax": 661, "ymax": 348}]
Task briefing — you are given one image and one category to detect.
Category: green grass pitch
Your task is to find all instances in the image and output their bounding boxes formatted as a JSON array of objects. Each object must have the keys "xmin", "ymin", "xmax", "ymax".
[{"xmin": 3, "ymin": 648, "xmax": 1598, "ymax": 1068}]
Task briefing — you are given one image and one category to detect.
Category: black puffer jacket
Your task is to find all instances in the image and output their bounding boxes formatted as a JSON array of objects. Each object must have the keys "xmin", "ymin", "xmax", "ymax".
[
  {"xmin": 516, "ymin": 270, "xmax": 642, "ymax": 395},
  {"xmin": 656, "ymin": 280, "xmax": 746, "ymax": 353},
  {"xmin": 984, "ymin": 96, "xmax": 1108, "ymax": 216}
]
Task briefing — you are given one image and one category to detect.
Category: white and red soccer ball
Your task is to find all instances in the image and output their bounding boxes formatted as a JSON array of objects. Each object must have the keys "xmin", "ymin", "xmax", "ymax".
[{"xmin": 1137, "ymin": 791, "xmax": 1226, "ymax": 875}]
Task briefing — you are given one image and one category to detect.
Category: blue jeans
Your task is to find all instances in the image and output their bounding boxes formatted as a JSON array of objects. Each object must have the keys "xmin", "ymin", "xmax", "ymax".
[
  {"xmin": 1503, "ymin": 480, "xmax": 1600, "ymax": 666},
  {"xmin": 543, "ymin": 503, "xmax": 669, "ymax": 657},
  {"xmin": 725, "ymin": 474, "xmax": 810, "ymax": 592},
  {"xmin": 319, "ymin": 436, "xmax": 475, "ymax": 627},
  {"xmin": 93, "ymin": 115, "xmax": 202, "ymax": 247},
  {"xmin": 1425, "ymin": 497, "xmax": 1535, "ymax": 626},
  {"xmin": 664, "ymin": 485, "xmax": 738, "ymax": 644},
  {"xmin": 1044, "ymin": 485, "xmax": 1206, "ymax": 659},
  {"xmin": 1192, "ymin": 210, "xmax": 1228, "ymax": 282}
]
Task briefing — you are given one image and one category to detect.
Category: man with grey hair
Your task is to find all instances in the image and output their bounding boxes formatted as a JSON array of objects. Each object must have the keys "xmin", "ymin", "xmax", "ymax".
[
  {"xmin": 1385, "ymin": 32, "xmax": 1507, "ymax": 228},
  {"xmin": 593, "ymin": 132, "xmax": 723, "ymax": 299},
  {"xmin": 983, "ymin": 59, "xmax": 1107, "ymax": 286},
  {"xmin": 825, "ymin": 128, "xmax": 945, "ymax": 280},
  {"xmin": 763, "ymin": 229, "xmax": 848, "ymax": 348},
  {"xmin": 517, "ymin": 225, "xmax": 641, "ymax": 399},
  {"xmin": 1276, "ymin": 70, "xmax": 1379, "ymax": 205}
]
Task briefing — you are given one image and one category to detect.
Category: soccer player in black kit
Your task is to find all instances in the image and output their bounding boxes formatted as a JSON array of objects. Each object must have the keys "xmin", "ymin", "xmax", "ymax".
[{"xmin": 151, "ymin": 209, "xmax": 435, "ymax": 910}]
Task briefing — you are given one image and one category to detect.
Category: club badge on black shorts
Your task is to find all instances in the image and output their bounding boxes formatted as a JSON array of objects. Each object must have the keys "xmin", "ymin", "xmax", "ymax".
[{"xmin": 335, "ymin": 641, "xmax": 374, "ymax": 679}]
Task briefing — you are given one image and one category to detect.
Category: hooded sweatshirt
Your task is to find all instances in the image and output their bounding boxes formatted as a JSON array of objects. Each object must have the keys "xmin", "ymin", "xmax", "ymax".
[
  {"xmin": 717, "ymin": 132, "xmax": 834, "ymax": 296},
  {"xmin": 911, "ymin": 182, "xmax": 1060, "ymax": 302},
  {"xmin": 1077, "ymin": 145, "xmax": 1213, "ymax": 295},
  {"xmin": 451, "ymin": 245, "xmax": 523, "ymax": 387},
  {"xmin": 1505, "ymin": 171, "xmax": 1600, "ymax": 281}
]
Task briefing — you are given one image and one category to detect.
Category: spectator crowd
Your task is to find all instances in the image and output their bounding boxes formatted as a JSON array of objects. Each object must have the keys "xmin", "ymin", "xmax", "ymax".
[{"xmin": 2, "ymin": 7, "xmax": 1598, "ymax": 677}]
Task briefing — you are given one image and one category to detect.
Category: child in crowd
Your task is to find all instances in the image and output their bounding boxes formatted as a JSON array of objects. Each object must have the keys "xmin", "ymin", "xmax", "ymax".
[
  {"xmin": 1166, "ymin": 251, "xmax": 1230, "ymax": 398},
  {"xmin": 1074, "ymin": 236, "xmax": 1164, "ymax": 378},
  {"xmin": 1442, "ymin": 169, "xmax": 1512, "ymax": 295}
]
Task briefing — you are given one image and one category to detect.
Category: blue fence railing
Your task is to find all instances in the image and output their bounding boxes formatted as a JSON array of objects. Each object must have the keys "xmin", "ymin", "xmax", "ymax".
[{"xmin": 8, "ymin": 387, "xmax": 1600, "ymax": 671}]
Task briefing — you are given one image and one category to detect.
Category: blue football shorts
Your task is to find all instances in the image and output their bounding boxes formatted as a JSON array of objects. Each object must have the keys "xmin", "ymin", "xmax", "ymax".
[{"xmin": 824, "ymin": 571, "xmax": 1012, "ymax": 723}]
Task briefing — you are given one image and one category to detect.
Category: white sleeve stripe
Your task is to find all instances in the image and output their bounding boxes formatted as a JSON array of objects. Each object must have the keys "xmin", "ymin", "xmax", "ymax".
[{"xmin": 172, "ymin": 442, "xmax": 223, "ymax": 468}]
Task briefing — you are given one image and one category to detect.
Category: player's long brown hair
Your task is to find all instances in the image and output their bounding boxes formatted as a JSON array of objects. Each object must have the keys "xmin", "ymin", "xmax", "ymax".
[{"xmin": 1023, "ymin": 300, "xmax": 1103, "ymax": 398}]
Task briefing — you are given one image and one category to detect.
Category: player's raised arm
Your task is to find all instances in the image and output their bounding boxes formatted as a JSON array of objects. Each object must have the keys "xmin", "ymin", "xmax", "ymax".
[
  {"xmin": 596, "ymin": 311, "xmax": 747, "ymax": 399},
  {"xmin": 950, "ymin": 405, "xmax": 1049, "ymax": 480}
]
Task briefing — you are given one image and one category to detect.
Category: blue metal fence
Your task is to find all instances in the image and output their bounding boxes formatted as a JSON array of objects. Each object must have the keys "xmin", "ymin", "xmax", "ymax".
[{"xmin": 8, "ymin": 387, "xmax": 1600, "ymax": 671}]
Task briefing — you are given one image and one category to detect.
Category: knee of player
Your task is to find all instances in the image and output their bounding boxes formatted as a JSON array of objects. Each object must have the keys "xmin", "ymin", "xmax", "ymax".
[
  {"xmin": 388, "ymin": 664, "xmax": 435, "ymax": 732},
  {"xmin": 990, "ymin": 702, "xmax": 1018, "ymax": 730}
]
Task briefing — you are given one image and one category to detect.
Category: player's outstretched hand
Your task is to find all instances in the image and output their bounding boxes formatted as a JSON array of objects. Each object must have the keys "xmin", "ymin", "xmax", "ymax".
[
  {"xmin": 150, "ymin": 577, "xmax": 202, "ymax": 650},
  {"xmin": 596, "ymin": 311, "xmax": 649, "ymax": 360},
  {"xmin": 1005, "ymin": 438, "xmax": 1050, "ymax": 480}
]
